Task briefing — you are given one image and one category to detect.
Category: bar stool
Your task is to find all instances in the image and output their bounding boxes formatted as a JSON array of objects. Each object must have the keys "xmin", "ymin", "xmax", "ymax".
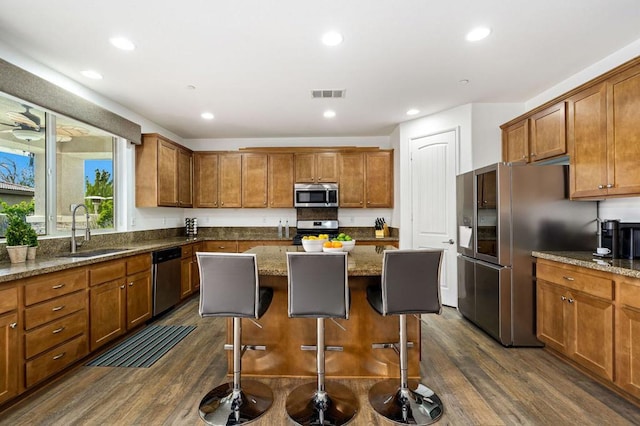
[
  {"xmin": 196, "ymin": 252, "xmax": 274, "ymax": 425},
  {"xmin": 366, "ymin": 249, "xmax": 444, "ymax": 425},
  {"xmin": 285, "ymin": 251, "xmax": 358, "ymax": 426}
]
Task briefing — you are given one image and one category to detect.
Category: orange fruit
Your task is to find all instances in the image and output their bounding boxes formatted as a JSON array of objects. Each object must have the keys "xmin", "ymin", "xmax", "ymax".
[
  {"xmin": 332, "ymin": 241, "xmax": 343, "ymax": 248},
  {"xmin": 323, "ymin": 241, "xmax": 332, "ymax": 248}
]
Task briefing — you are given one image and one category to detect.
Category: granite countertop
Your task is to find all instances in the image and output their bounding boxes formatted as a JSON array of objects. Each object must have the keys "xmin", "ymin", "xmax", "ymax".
[
  {"xmin": 247, "ymin": 245, "xmax": 395, "ymax": 276},
  {"xmin": 532, "ymin": 251, "xmax": 640, "ymax": 279}
]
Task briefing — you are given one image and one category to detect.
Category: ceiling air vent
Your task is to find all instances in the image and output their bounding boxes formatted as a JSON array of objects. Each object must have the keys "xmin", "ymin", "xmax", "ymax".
[{"xmin": 311, "ymin": 89, "xmax": 346, "ymax": 99}]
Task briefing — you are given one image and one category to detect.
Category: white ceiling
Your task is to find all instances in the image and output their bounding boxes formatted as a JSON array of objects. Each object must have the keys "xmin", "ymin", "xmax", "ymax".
[{"xmin": 0, "ymin": 0, "xmax": 639, "ymax": 139}]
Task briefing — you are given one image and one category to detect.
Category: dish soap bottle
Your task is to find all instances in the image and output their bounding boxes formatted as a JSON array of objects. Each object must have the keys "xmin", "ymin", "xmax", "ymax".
[
  {"xmin": 285, "ymin": 220, "xmax": 290, "ymax": 238},
  {"xmin": 278, "ymin": 219, "xmax": 283, "ymax": 238}
]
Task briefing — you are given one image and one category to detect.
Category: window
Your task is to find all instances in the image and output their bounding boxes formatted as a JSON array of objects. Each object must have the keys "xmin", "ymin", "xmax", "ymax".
[{"xmin": 0, "ymin": 92, "xmax": 116, "ymax": 237}]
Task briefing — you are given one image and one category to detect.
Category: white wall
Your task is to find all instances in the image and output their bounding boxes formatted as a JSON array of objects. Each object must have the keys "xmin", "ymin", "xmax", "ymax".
[
  {"xmin": 471, "ymin": 103, "xmax": 525, "ymax": 169},
  {"xmin": 524, "ymin": 38, "xmax": 640, "ymax": 223}
]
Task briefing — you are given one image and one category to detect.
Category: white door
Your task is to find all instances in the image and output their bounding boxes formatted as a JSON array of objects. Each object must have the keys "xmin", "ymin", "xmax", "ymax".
[{"xmin": 411, "ymin": 130, "xmax": 458, "ymax": 307}]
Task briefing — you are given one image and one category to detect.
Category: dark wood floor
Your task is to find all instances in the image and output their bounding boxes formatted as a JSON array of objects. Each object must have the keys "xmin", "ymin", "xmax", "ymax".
[{"xmin": 2, "ymin": 296, "xmax": 639, "ymax": 425}]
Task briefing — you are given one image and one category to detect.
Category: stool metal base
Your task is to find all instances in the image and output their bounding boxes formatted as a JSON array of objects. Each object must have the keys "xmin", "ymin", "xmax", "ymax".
[
  {"xmin": 286, "ymin": 382, "xmax": 359, "ymax": 425},
  {"xmin": 368, "ymin": 379, "xmax": 443, "ymax": 425},
  {"xmin": 198, "ymin": 380, "xmax": 273, "ymax": 425}
]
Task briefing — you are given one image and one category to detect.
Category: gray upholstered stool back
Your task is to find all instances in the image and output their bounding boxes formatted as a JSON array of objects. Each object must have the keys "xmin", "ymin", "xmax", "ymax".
[
  {"xmin": 286, "ymin": 252, "xmax": 349, "ymax": 319},
  {"xmin": 197, "ymin": 252, "xmax": 260, "ymax": 318},
  {"xmin": 381, "ymin": 249, "xmax": 443, "ymax": 315}
]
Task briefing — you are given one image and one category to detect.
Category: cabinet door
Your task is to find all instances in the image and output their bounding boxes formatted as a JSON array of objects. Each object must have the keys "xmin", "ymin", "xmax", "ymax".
[
  {"xmin": 339, "ymin": 153, "xmax": 365, "ymax": 207},
  {"xmin": 180, "ymin": 257, "xmax": 192, "ymax": 299},
  {"xmin": 268, "ymin": 154, "xmax": 294, "ymax": 207},
  {"xmin": 502, "ymin": 119, "xmax": 529, "ymax": 163},
  {"xmin": 537, "ymin": 281, "xmax": 570, "ymax": 353},
  {"xmin": 607, "ymin": 64, "xmax": 640, "ymax": 197},
  {"xmin": 529, "ymin": 102, "xmax": 566, "ymax": 162},
  {"xmin": 366, "ymin": 151, "xmax": 393, "ymax": 208},
  {"xmin": 90, "ymin": 279, "xmax": 126, "ymax": 351},
  {"xmin": 616, "ymin": 280, "xmax": 640, "ymax": 398},
  {"xmin": 192, "ymin": 243, "xmax": 202, "ymax": 291},
  {"xmin": 567, "ymin": 83, "xmax": 608, "ymax": 198},
  {"xmin": 0, "ymin": 312, "xmax": 18, "ymax": 405},
  {"xmin": 295, "ymin": 153, "xmax": 316, "ymax": 183},
  {"xmin": 219, "ymin": 154, "xmax": 242, "ymax": 207},
  {"xmin": 242, "ymin": 153, "xmax": 268, "ymax": 207},
  {"xmin": 157, "ymin": 139, "xmax": 178, "ymax": 206},
  {"xmin": 126, "ymin": 271, "xmax": 152, "ymax": 329},
  {"xmin": 203, "ymin": 240, "xmax": 238, "ymax": 253},
  {"xmin": 194, "ymin": 152, "xmax": 219, "ymax": 208},
  {"xmin": 316, "ymin": 153, "xmax": 338, "ymax": 182},
  {"xmin": 178, "ymin": 148, "xmax": 193, "ymax": 207},
  {"xmin": 571, "ymin": 291, "xmax": 614, "ymax": 381}
]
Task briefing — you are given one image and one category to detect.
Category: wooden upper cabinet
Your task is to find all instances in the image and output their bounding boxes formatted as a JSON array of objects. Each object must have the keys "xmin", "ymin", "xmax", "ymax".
[
  {"xmin": 365, "ymin": 151, "xmax": 393, "ymax": 208},
  {"xmin": 242, "ymin": 153, "xmax": 268, "ymax": 207},
  {"xmin": 339, "ymin": 153, "xmax": 365, "ymax": 207},
  {"xmin": 569, "ymin": 63, "xmax": 640, "ymax": 199},
  {"xmin": 502, "ymin": 119, "xmax": 529, "ymax": 163},
  {"xmin": 268, "ymin": 153, "xmax": 294, "ymax": 208},
  {"xmin": 295, "ymin": 152, "xmax": 338, "ymax": 183},
  {"xmin": 194, "ymin": 152, "xmax": 219, "ymax": 208},
  {"xmin": 339, "ymin": 150, "xmax": 393, "ymax": 208},
  {"xmin": 219, "ymin": 153, "xmax": 242, "ymax": 208},
  {"xmin": 177, "ymin": 148, "xmax": 193, "ymax": 207},
  {"xmin": 135, "ymin": 134, "xmax": 192, "ymax": 207},
  {"xmin": 567, "ymin": 83, "xmax": 608, "ymax": 199},
  {"xmin": 606, "ymin": 63, "xmax": 640, "ymax": 197},
  {"xmin": 529, "ymin": 102, "xmax": 567, "ymax": 162}
]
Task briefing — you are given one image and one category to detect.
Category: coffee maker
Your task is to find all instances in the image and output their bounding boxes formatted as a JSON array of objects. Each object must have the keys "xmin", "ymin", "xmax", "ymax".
[{"xmin": 601, "ymin": 220, "xmax": 640, "ymax": 259}]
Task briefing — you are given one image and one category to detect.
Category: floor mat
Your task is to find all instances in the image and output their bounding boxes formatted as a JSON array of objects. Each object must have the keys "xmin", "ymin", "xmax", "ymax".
[{"xmin": 86, "ymin": 325, "xmax": 196, "ymax": 368}]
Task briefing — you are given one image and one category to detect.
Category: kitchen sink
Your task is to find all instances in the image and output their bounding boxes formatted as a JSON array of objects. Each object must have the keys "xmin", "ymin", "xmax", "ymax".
[{"xmin": 58, "ymin": 248, "xmax": 131, "ymax": 258}]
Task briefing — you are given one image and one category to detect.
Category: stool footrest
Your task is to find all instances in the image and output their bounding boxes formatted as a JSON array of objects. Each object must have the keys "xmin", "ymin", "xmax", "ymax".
[
  {"xmin": 224, "ymin": 344, "xmax": 267, "ymax": 351},
  {"xmin": 300, "ymin": 345, "xmax": 344, "ymax": 352},
  {"xmin": 372, "ymin": 341, "xmax": 414, "ymax": 350}
]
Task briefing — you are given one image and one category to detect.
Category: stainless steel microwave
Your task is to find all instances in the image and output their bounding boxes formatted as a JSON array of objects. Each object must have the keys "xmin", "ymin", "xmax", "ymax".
[{"xmin": 294, "ymin": 183, "xmax": 339, "ymax": 208}]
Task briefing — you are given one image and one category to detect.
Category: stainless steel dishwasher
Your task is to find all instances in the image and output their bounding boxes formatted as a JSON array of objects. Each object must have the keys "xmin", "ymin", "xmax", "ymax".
[{"xmin": 152, "ymin": 246, "xmax": 182, "ymax": 317}]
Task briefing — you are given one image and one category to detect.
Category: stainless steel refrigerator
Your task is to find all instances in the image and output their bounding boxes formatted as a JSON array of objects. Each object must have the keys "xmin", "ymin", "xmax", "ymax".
[{"xmin": 456, "ymin": 162, "xmax": 596, "ymax": 346}]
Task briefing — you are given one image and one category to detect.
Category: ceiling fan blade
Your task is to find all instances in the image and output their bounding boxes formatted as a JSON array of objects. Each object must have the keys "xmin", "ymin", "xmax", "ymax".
[
  {"xmin": 57, "ymin": 125, "xmax": 89, "ymax": 137},
  {"xmin": 6, "ymin": 111, "xmax": 39, "ymax": 129}
]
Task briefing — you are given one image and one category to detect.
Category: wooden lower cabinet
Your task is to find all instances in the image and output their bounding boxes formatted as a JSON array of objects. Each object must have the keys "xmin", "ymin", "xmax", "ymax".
[
  {"xmin": 536, "ymin": 260, "xmax": 614, "ymax": 382},
  {"xmin": 616, "ymin": 278, "xmax": 640, "ymax": 399},
  {"xmin": 0, "ymin": 309, "xmax": 18, "ymax": 405},
  {"xmin": 203, "ymin": 240, "xmax": 238, "ymax": 253},
  {"xmin": 89, "ymin": 255, "xmax": 152, "ymax": 351}
]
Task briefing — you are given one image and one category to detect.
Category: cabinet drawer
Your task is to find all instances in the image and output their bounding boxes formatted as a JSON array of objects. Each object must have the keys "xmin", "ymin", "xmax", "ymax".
[
  {"xmin": 24, "ymin": 291, "xmax": 86, "ymax": 330},
  {"xmin": 127, "ymin": 254, "xmax": 151, "ymax": 276},
  {"xmin": 203, "ymin": 240, "xmax": 238, "ymax": 253},
  {"xmin": 537, "ymin": 262, "xmax": 613, "ymax": 300},
  {"xmin": 181, "ymin": 244, "xmax": 193, "ymax": 258},
  {"xmin": 25, "ymin": 334, "xmax": 87, "ymax": 388},
  {"xmin": 24, "ymin": 310, "xmax": 87, "ymax": 359},
  {"xmin": 89, "ymin": 260, "xmax": 126, "ymax": 286},
  {"xmin": 24, "ymin": 268, "xmax": 87, "ymax": 306},
  {"xmin": 0, "ymin": 286, "xmax": 17, "ymax": 314}
]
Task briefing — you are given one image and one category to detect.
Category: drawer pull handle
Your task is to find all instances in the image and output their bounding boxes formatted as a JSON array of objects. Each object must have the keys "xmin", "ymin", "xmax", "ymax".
[
  {"xmin": 52, "ymin": 327, "xmax": 65, "ymax": 334},
  {"xmin": 568, "ymin": 298, "xmax": 575, "ymax": 304},
  {"xmin": 52, "ymin": 352, "xmax": 66, "ymax": 360},
  {"xmin": 561, "ymin": 296, "xmax": 567, "ymax": 301},
  {"xmin": 52, "ymin": 305, "xmax": 65, "ymax": 312},
  {"xmin": 52, "ymin": 283, "xmax": 65, "ymax": 289},
  {"xmin": 562, "ymin": 276, "xmax": 574, "ymax": 281},
  {"xmin": 129, "ymin": 282, "xmax": 134, "ymax": 286},
  {"xmin": 10, "ymin": 322, "xmax": 17, "ymax": 329},
  {"xmin": 120, "ymin": 285, "xmax": 125, "ymax": 289}
]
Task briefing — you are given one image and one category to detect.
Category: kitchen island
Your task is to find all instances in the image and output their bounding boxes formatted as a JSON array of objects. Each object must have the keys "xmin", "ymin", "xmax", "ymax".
[{"xmin": 226, "ymin": 244, "xmax": 420, "ymax": 378}]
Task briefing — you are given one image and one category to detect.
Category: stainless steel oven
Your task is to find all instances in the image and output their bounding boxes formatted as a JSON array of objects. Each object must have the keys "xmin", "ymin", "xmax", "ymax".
[{"xmin": 294, "ymin": 183, "xmax": 339, "ymax": 208}]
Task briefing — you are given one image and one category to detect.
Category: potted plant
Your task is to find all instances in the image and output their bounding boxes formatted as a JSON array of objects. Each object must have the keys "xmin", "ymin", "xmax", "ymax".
[
  {"xmin": 2, "ymin": 200, "xmax": 35, "ymax": 263},
  {"xmin": 25, "ymin": 225, "xmax": 38, "ymax": 260}
]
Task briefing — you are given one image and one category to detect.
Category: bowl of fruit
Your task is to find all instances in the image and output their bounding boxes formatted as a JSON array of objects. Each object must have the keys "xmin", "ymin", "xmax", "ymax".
[
  {"xmin": 332, "ymin": 233, "xmax": 356, "ymax": 252},
  {"xmin": 301, "ymin": 234, "xmax": 329, "ymax": 252},
  {"xmin": 323, "ymin": 240, "xmax": 344, "ymax": 252}
]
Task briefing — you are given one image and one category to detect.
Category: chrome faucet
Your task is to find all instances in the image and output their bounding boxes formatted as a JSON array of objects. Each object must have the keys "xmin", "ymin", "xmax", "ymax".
[{"xmin": 71, "ymin": 203, "xmax": 91, "ymax": 253}]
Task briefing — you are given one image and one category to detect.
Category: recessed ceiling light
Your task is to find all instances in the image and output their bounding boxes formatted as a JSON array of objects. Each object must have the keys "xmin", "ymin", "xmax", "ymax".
[
  {"xmin": 323, "ymin": 110, "xmax": 336, "ymax": 118},
  {"xmin": 201, "ymin": 112, "xmax": 214, "ymax": 120},
  {"xmin": 187, "ymin": 85, "xmax": 196, "ymax": 90},
  {"xmin": 81, "ymin": 70, "xmax": 103, "ymax": 80},
  {"xmin": 322, "ymin": 31, "xmax": 343, "ymax": 46},
  {"xmin": 109, "ymin": 37, "xmax": 135, "ymax": 51},
  {"xmin": 459, "ymin": 79, "xmax": 470, "ymax": 85},
  {"xmin": 466, "ymin": 27, "xmax": 491, "ymax": 42},
  {"xmin": 406, "ymin": 109, "xmax": 420, "ymax": 116}
]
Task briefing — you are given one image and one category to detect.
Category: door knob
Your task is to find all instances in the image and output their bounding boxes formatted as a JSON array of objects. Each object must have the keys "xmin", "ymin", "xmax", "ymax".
[{"xmin": 442, "ymin": 239, "xmax": 455, "ymax": 244}]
